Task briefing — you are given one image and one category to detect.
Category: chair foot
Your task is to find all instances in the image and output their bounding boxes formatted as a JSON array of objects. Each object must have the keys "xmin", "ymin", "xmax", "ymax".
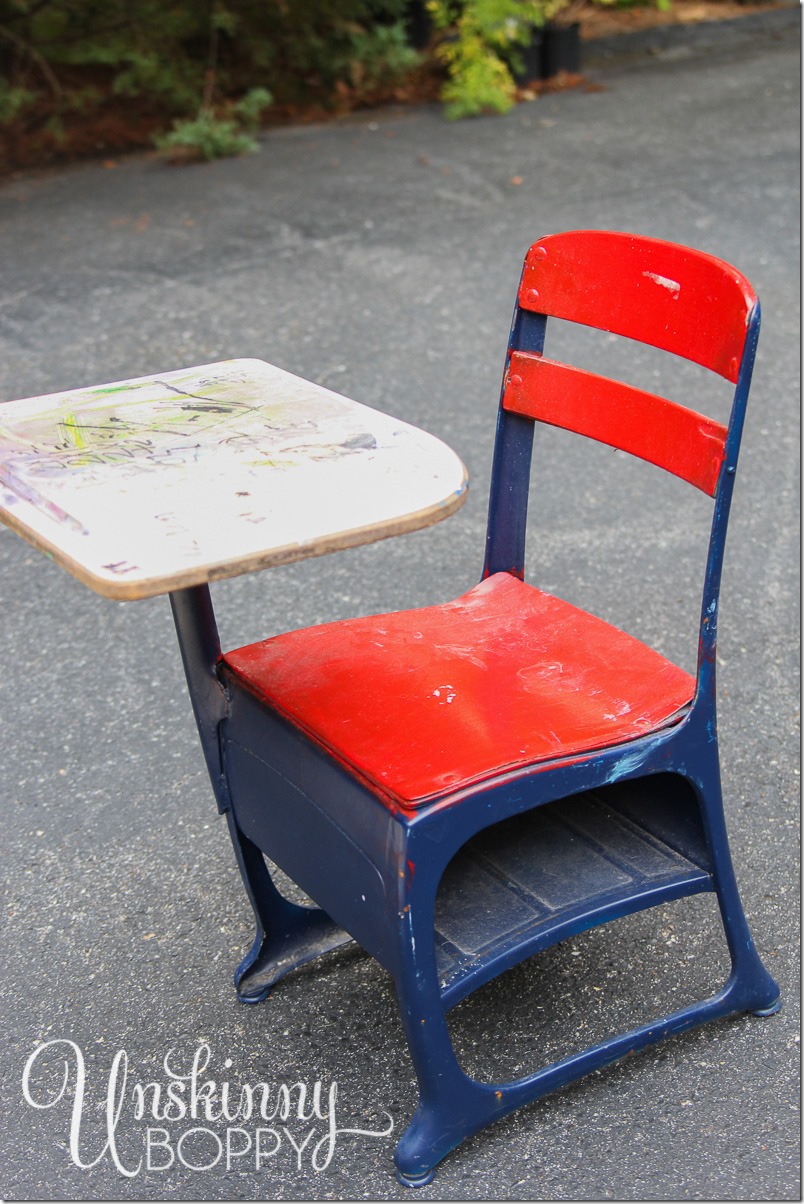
[
  {"xmin": 394, "ymin": 1089, "xmax": 488, "ymax": 1188},
  {"xmin": 722, "ymin": 957, "xmax": 781, "ymax": 1020},
  {"xmin": 394, "ymin": 1104, "xmax": 454, "ymax": 1186},
  {"xmin": 751, "ymin": 996, "xmax": 782, "ymax": 1018},
  {"xmin": 396, "ymin": 1168, "xmax": 437, "ymax": 1189},
  {"xmin": 235, "ymin": 908, "xmax": 351, "ymax": 1003}
]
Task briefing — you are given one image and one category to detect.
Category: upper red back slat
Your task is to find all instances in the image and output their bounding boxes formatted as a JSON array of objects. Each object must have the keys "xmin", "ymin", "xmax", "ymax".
[{"xmin": 518, "ymin": 231, "xmax": 756, "ymax": 382}]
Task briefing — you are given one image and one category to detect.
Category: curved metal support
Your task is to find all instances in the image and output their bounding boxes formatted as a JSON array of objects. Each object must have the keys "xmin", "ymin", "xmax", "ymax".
[
  {"xmin": 169, "ymin": 585, "xmax": 230, "ymax": 812},
  {"xmin": 684, "ymin": 754, "xmax": 781, "ymax": 1015},
  {"xmin": 169, "ymin": 586, "xmax": 351, "ymax": 998},
  {"xmin": 227, "ymin": 814, "xmax": 351, "ymax": 1003}
]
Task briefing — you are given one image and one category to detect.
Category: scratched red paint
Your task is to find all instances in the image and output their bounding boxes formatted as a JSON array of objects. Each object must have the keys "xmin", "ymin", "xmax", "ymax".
[
  {"xmin": 504, "ymin": 352, "xmax": 727, "ymax": 496},
  {"xmin": 223, "ymin": 572, "xmax": 694, "ymax": 809},
  {"xmin": 518, "ymin": 231, "xmax": 756, "ymax": 383}
]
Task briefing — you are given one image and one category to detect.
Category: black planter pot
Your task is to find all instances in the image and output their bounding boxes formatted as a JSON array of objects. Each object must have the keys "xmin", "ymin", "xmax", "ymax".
[
  {"xmin": 541, "ymin": 21, "xmax": 582, "ymax": 78},
  {"xmin": 404, "ymin": 0, "xmax": 433, "ymax": 49},
  {"xmin": 509, "ymin": 29, "xmax": 545, "ymax": 86}
]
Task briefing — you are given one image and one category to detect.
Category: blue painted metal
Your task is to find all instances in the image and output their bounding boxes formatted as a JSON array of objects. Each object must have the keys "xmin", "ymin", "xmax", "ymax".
[
  {"xmin": 169, "ymin": 586, "xmax": 229, "ymax": 813},
  {"xmin": 168, "ymin": 235, "xmax": 780, "ymax": 1186},
  {"xmin": 483, "ymin": 300, "xmax": 546, "ymax": 579},
  {"xmin": 170, "ymin": 585, "xmax": 351, "ymax": 998}
]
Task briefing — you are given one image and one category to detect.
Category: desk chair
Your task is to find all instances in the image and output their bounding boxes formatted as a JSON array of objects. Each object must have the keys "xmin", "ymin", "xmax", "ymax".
[{"xmin": 170, "ymin": 230, "xmax": 780, "ymax": 1185}]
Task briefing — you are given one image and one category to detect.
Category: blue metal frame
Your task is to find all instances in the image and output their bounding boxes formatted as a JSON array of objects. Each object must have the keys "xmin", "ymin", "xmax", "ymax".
[{"xmin": 168, "ymin": 255, "xmax": 779, "ymax": 1187}]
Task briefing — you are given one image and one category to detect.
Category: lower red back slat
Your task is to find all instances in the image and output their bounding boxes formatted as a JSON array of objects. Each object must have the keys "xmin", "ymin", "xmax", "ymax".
[{"xmin": 504, "ymin": 351, "xmax": 727, "ymax": 496}]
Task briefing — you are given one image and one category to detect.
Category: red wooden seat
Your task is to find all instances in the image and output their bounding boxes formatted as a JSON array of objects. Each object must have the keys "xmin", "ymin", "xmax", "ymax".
[{"xmin": 224, "ymin": 571, "xmax": 694, "ymax": 808}]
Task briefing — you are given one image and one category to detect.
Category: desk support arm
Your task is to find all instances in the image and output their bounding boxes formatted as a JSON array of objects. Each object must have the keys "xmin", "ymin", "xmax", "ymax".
[
  {"xmin": 170, "ymin": 584, "xmax": 352, "ymax": 1001},
  {"xmin": 169, "ymin": 584, "xmax": 231, "ymax": 813}
]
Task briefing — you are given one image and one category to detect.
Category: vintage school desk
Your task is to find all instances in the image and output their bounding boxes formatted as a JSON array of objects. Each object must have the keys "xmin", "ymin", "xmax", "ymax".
[{"xmin": 2, "ymin": 230, "xmax": 781, "ymax": 1187}]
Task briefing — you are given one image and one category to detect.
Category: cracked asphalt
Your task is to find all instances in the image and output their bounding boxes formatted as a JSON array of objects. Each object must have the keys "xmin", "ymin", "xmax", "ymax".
[{"xmin": 0, "ymin": 7, "xmax": 799, "ymax": 1200}]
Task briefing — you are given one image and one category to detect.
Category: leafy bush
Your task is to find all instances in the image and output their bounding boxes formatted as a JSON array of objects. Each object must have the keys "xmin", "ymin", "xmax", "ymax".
[
  {"xmin": 155, "ymin": 112, "xmax": 259, "ymax": 161},
  {"xmin": 438, "ymin": 29, "xmax": 517, "ymax": 118},
  {"xmin": 0, "ymin": 82, "xmax": 36, "ymax": 125},
  {"xmin": 154, "ymin": 86, "xmax": 273, "ymax": 162},
  {"xmin": 428, "ymin": 0, "xmax": 625, "ymax": 119},
  {"xmin": 0, "ymin": 1, "xmax": 208, "ymax": 116},
  {"xmin": 331, "ymin": 22, "xmax": 422, "ymax": 101},
  {"xmin": 428, "ymin": 0, "xmax": 552, "ymax": 118},
  {"xmin": 0, "ymin": 0, "xmax": 419, "ymax": 148}
]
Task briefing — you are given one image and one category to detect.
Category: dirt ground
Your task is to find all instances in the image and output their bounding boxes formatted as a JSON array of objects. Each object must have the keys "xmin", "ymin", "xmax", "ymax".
[{"xmin": 576, "ymin": 0, "xmax": 782, "ymax": 38}]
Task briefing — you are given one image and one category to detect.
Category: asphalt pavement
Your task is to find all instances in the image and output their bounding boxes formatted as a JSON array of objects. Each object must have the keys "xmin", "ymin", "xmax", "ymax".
[{"xmin": 0, "ymin": 7, "xmax": 799, "ymax": 1200}]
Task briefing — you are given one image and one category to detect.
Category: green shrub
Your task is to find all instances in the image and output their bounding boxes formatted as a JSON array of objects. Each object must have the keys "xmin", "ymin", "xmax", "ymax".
[
  {"xmin": 0, "ymin": 1, "xmax": 207, "ymax": 113},
  {"xmin": 154, "ymin": 86, "xmax": 273, "ymax": 162},
  {"xmin": 0, "ymin": 0, "xmax": 414, "ymax": 126},
  {"xmin": 0, "ymin": 82, "xmax": 37, "ymax": 125},
  {"xmin": 232, "ymin": 85, "xmax": 273, "ymax": 128},
  {"xmin": 439, "ymin": 30, "xmax": 517, "ymax": 118},
  {"xmin": 428, "ymin": 0, "xmax": 550, "ymax": 118},
  {"xmin": 155, "ymin": 113, "xmax": 259, "ymax": 161},
  {"xmin": 332, "ymin": 22, "xmax": 422, "ymax": 100}
]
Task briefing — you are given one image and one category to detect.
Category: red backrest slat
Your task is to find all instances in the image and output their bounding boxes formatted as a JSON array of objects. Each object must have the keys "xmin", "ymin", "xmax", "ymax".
[
  {"xmin": 518, "ymin": 231, "xmax": 756, "ymax": 382},
  {"xmin": 504, "ymin": 352, "xmax": 728, "ymax": 496}
]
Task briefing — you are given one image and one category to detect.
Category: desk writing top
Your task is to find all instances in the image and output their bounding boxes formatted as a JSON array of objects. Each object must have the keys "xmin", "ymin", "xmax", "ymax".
[{"xmin": 0, "ymin": 359, "xmax": 468, "ymax": 600}]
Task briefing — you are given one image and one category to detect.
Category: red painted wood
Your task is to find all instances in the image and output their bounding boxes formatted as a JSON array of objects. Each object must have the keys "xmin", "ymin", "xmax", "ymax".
[
  {"xmin": 504, "ymin": 352, "xmax": 727, "ymax": 496},
  {"xmin": 223, "ymin": 572, "xmax": 695, "ymax": 809},
  {"xmin": 518, "ymin": 231, "xmax": 756, "ymax": 381}
]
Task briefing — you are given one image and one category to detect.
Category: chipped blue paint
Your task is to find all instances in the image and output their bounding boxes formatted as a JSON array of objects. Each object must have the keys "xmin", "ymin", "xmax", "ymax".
[{"xmin": 606, "ymin": 747, "xmax": 651, "ymax": 783}]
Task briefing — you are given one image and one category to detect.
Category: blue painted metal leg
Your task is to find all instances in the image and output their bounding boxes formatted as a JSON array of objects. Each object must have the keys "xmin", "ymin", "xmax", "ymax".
[
  {"xmin": 692, "ymin": 769, "xmax": 781, "ymax": 1017},
  {"xmin": 390, "ymin": 872, "xmax": 493, "ymax": 1186},
  {"xmin": 169, "ymin": 586, "xmax": 352, "ymax": 1002},
  {"xmin": 226, "ymin": 813, "xmax": 351, "ymax": 1003}
]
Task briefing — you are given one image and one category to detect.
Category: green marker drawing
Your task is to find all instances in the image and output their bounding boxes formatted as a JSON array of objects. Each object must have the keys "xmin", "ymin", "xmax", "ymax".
[{"xmin": 62, "ymin": 414, "xmax": 86, "ymax": 449}]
